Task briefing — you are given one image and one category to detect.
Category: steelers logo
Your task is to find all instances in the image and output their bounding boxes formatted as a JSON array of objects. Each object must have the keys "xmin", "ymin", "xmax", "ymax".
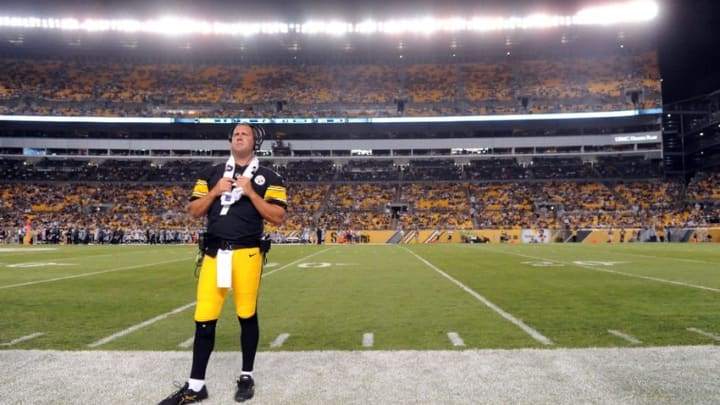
[{"xmin": 254, "ymin": 175, "xmax": 266, "ymax": 186}]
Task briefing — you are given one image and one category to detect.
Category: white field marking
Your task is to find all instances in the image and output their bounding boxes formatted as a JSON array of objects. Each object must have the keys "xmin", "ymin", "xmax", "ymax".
[
  {"xmin": 521, "ymin": 260, "xmax": 565, "ymax": 267},
  {"xmin": 90, "ymin": 249, "xmax": 333, "ymax": 348},
  {"xmin": 0, "ymin": 248, "xmax": 117, "ymax": 269},
  {"xmin": 402, "ymin": 248, "xmax": 553, "ymax": 346},
  {"xmin": 447, "ymin": 332, "xmax": 465, "ymax": 347},
  {"xmin": 0, "ymin": 248, "xmax": 163, "ymax": 262},
  {"xmin": 606, "ymin": 250, "xmax": 711, "ymax": 265},
  {"xmin": 0, "ymin": 257, "xmax": 192, "ymax": 290},
  {"xmin": 362, "ymin": 332, "xmax": 374, "ymax": 348},
  {"xmin": 0, "ymin": 247, "xmax": 57, "ymax": 253},
  {"xmin": 297, "ymin": 262, "xmax": 332, "ymax": 268},
  {"xmin": 687, "ymin": 327, "xmax": 720, "ymax": 341},
  {"xmin": 178, "ymin": 336, "xmax": 194, "ymax": 348},
  {"xmin": 7, "ymin": 262, "xmax": 74, "ymax": 268},
  {"xmin": 0, "ymin": 332, "xmax": 44, "ymax": 346},
  {"xmin": 262, "ymin": 248, "xmax": 334, "ymax": 277},
  {"xmin": 88, "ymin": 302, "xmax": 197, "ymax": 347},
  {"xmin": 607, "ymin": 329, "xmax": 642, "ymax": 344},
  {"xmin": 485, "ymin": 248, "xmax": 720, "ymax": 294},
  {"xmin": 270, "ymin": 333, "xmax": 290, "ymax": 348}
]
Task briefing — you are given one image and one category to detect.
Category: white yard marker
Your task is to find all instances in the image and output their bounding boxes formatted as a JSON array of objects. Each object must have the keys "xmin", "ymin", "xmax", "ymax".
[
  {"xmin": 270, "ymin": 333, "xmax": 290, "ymax": 348},
  {"xmin": 362, "ymin": 332, "xmax": 374, "ymax": 348},
  {"xmin": 687, "ymin": 327, "xmax": 720, "ymax": 341},
  {"xmin": 263, "ymin": 248, "xmax": 334, "ymax": 277},
  {"xmin": 88, "ymin": 250, "xmax": 333, "ymax": 348},
  {"xmin": 485, "ymin": 248, "xmax": 720, "ymax": 294},
  {"xmin": 0, "ymin": 257, "xmax": 190, "ymax": 290},
  {"xmin": 178, "ymin": 336, "xmax": 194, "ymax": 348},
  {"xmin": 608, "ymin": 329, "xmax": 642, "ymax": 344},
  {"xmin": 447, "ymin": 332, "xmax": 465, "ymax": 347},
  {"xmin": 0, "ymin": 332, "xmax": 44, "ymax": 346},
  {"xmin": 403, "ymin": 248, "xmax": 553, "ymax": 346}
]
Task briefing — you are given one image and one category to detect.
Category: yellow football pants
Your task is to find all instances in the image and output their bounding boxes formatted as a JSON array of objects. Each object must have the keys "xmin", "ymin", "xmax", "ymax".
[{"xmin": 194, "ymin": 247, "xmax": 263, "ymax": 321}]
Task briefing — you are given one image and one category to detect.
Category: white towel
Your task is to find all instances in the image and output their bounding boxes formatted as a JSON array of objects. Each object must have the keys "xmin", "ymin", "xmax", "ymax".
[
  {"xmin": 216, "ymin": 249, "xmax": 233, "ymax": 288},
  {"xmin": 219, "ymin": 155, "xmax": 259, "ymax": 216}
]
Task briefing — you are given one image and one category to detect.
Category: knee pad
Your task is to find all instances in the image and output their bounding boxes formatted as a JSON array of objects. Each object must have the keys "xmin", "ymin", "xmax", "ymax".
[{"xmin": 195, "ymin": 320, "xmax": 217, "ymax": 339}]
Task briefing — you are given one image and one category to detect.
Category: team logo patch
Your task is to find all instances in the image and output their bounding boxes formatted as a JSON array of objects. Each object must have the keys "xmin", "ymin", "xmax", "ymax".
[
  {"xmin": 225, "ymin": 164, "xmax": 233, "ymax": 171},
  {"xmin": 254, "ymin": 175, "xmax": 266, "ymax": 185}
]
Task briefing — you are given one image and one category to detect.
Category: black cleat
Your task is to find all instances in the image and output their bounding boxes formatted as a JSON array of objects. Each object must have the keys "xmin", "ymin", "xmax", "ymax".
[
  {"xmin": 234, "ymin": 375, "xmax": 255, "ymax": 402},
  {"xmin": 158, "ymin": 382, "xmax": 208, "ymax": 405}
]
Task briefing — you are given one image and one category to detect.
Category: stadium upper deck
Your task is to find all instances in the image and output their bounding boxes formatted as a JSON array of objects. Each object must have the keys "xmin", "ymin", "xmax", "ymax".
[{"xmin": 0, "ymin": 2, "xmax": 664, "ymax": 165}]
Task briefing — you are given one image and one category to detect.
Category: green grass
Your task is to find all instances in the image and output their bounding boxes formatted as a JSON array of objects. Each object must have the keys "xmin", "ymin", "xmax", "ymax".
[{"xmin": 1, "ymin": 243, "xmax": 719, "ymax": 351}]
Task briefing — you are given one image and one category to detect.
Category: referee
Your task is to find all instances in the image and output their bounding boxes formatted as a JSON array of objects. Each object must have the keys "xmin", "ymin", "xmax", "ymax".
[{"xmin": 159, "ymin": 123, "xmax": 287, "ymax": 404}]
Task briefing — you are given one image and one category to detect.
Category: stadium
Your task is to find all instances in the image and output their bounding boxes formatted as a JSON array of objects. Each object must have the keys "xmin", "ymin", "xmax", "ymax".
[{"xmin": 1, "ymin": 0, "xmax": 719, "ymax": 403}]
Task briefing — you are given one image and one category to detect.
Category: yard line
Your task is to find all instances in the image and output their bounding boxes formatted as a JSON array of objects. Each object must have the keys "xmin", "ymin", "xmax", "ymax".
[
  {"xmin": 607, "ymin": 329, "xmax": 642, "ymax": 344},
  {"xmin": 0, "ymin": 332, "xmax": 44, "ymax": 347},
  {"xmin": 584, "ymin": 250, "xmax": 712, "ymax": 265},
  {"xmin": 0, "ymin": 257, "xmax": 192, "ymax": 290},
  {"xmin": 0, "ymin": 247, "xmax": 57, "ymax": 253},
  {"xmin": 88, "ymin": 302, "xmax": 197, "ymax": 347},
  {"xmin": 0, "ymin": 248, "xmax": 186, "ymax": 266},
  {"xmin": 89, "ymin": 249, "xmax": 333, "ymax": 347},
  {"xmin": 485, "ymin": 248, "xmax": 720, "ymax": 294},
  {"xmin": 403, "ymin": 248, "xmax": 553, "ymax": 346},
  {"xmin": 178, "ymin": 336, "xmax": 194, "ymax": 348},
  {"xmin": 687, "ymin": 327, "xmax": 720, "ymax": 341},
  {"xmin": 362, "ymin": 332, "xmax": 374, "ymax": 348},
  {"xmin": 262, "ymin": 247, "xmax": 334, "ymax": 277},
  {"xmin": 447, "ymin": 332, "xmax": 465, "ymax": 347},
  {"xmin": 270, "ymin": 333, "xmax": 290, "ymax": 348}
]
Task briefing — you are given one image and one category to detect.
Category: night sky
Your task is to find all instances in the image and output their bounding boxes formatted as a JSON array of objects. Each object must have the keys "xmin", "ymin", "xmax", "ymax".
[
  {"xmin": 656, "ymin": 0, "xmax": 720, "ymax": 103},
  {"xmin": 1, "ymin": 0, "xmax": 718, "ymax": 104}
]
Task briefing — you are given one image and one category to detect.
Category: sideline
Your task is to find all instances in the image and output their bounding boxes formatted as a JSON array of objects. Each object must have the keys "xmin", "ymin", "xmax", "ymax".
[{"xmin": 3, "ymin": 346, "xmax": 718, "ymax": 404}]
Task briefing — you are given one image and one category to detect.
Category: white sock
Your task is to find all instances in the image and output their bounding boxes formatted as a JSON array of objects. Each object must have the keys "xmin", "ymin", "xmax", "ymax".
[
  {"xmin": 240, "ymin": 371, "xmax": 253, "ymax": 378},
  {"xmin": 188, "ymin": 378, "xmax": 205, "ymax": 392}
]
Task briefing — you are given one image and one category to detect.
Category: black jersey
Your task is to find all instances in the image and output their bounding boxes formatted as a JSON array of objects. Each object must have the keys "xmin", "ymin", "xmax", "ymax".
[{"xmin": 190, "ymin": 162, "xmax": 287, "ymax": 246}]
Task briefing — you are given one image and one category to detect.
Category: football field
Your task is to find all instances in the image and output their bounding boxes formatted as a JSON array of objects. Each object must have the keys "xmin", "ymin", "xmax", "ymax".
[{"xmin": 1, "ymin": 243, "xmax": 719, "ymax": 403}]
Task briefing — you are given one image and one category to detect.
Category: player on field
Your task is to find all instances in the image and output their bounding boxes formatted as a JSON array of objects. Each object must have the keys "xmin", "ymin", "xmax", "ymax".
[{"xmin": 159, "ymin": 124, "xmax": 287, "ymax": 404}]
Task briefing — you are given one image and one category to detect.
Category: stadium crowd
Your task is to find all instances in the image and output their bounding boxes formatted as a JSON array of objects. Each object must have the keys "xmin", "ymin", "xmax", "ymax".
[
  {"xmin": 0, "ymin": 49, "xmax": 661, "ymax": 118},
  {"xmin": 0, "ymin": 42, "xmax": 710, "ymax": 244},
  {"xmin": 1, "ymin": 157, "xmax": 718, "ymax": 244}
]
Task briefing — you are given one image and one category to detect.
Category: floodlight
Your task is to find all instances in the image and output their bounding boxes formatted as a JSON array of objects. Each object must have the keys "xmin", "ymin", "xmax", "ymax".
[
  {"xmin": 84, "ymin": 19, "xmax": 111, "ymax": 32},
  {"xmin": 354, "ymin": 20, "xmax": 378, "ymax": 34},
  {"xmin": 0, "ymin": 0, "xmax": 658, "ymax": 36},
  {"xmin": 301, "ymin": 21, "xmax": 350, "ymax": 35},
  {"xmin": 574, "ymin": 1, "xmax": 659, "ymax": 25},
  {"xmin": 60, "ymin": 18, "xmax": 80, "ymax": 31}
]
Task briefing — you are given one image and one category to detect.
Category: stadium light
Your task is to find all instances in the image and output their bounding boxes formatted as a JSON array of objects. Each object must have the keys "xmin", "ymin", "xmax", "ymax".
[
  {"xmin": 0, "ymin": 0, "xmax": 658, "ymax": 37},
  {"xmin": 574, "ymin": 1, "xmax": 659, "ymax": 26},
  {"xmin": 354, "ymin": 20, "xmax": 378, "ymax": 34},
  {"xmin": 300, "ymin": 20, "xmax": 351, "ymax": 35}
]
